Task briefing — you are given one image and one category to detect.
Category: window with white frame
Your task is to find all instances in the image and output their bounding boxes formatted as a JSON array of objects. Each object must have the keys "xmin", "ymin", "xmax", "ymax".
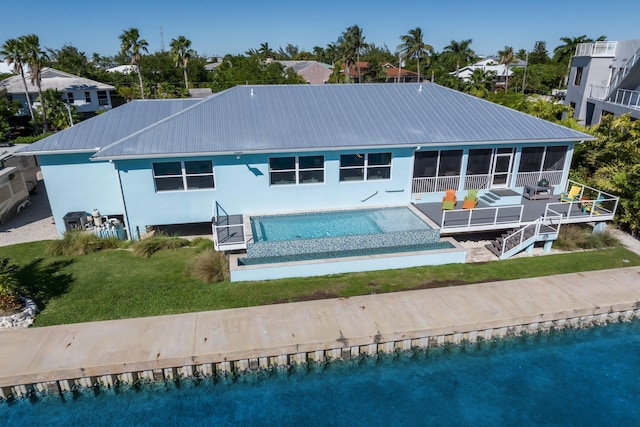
[
  {"xmin": 339, "ymin": 152, "xmax": 391, "ymax": 181},
  {"xmin": 152, "ymin": 160, "xmax": 214, "ymax": 192},
  {"xmin": 269, "ymin": 155, "xmax": 324, "ymax": 185}
]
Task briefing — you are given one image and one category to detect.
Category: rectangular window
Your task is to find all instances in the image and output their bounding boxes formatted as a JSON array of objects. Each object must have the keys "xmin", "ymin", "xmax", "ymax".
[
  {"xmin": 574, "ymin": 67, "xmax": 583, "ymax": 86},
  {"xmin": 438, "ymin": 150, "xmax": 463, "ymax": 176},
  {"xmin": 97, "ymin": 91, "xmax": 109, "ymax": 106},
  {"xmin": 67, "ymin": 92, "xmax": 75, "ymax": 104},
  {"xmin": 520, "ymin": 146, "xmax": 568, "ymax": 173},
  {"xmin": 466, "ymin": 149, "xmax": 492, "ymax": 175},
  {"xmin": 269, "ymin": 155, "xmax": 325, "ymax": 185},
  {"xmin": 520, "ymin": 147, "xmax": 545, "ymax": 172},
  {"xmin": 413, "ymin": 151, "xmax": 438, "ymax": 177},
  {"xmin": 84, "ymin": 91, "xmax": 91, "ymax": 103},
  {"xmin": 340, "ymin": 153, "xmax": 391, "ymax": 182},
  {"xmin": 153, "ymin": 160, "xmax": 215, "ymax": 192}
]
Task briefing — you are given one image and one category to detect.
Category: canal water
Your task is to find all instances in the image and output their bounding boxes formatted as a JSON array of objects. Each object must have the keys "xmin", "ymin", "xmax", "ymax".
[{"xmin": 2, "ymin": 320, "xmax": 639, "ymax": 426}]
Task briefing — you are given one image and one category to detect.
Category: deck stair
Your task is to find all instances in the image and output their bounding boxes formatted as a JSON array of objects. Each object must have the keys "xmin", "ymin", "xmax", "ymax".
[
  {"xmin": 486, "ymin": 216, "xmax": 560, "ymax": 260},
  {"xmin": 477, "ymin": 189, "xmax": 521, "ymax": 207}
]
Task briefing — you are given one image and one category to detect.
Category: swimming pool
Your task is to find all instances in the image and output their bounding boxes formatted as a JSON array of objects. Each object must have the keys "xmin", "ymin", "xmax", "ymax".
[
  {"xmin": 3, "ymin": 320, "xmax": 639, "ymax": 425},
  {"xmin": 250, "ymin": 207, "xmax": 433, "ymax": 242}
]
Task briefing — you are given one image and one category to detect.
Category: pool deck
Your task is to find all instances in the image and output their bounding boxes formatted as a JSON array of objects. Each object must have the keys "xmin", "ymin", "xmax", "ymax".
[{"xmin": 2, "ymin": 266, "xmax": 640, "ymax": 394}]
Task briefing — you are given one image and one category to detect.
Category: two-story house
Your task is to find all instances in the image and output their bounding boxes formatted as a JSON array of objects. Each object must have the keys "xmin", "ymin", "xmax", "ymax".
[
  {"xmin": 565, "ymin": 39, "xmax": 640, "ymax": 125},
  {"xmin": 0, "ymin": 67, "xmax": 115, "ymax": 120}
]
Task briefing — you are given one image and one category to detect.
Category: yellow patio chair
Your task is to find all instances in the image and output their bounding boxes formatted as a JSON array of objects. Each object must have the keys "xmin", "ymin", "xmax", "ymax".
[
  {"xmin": 442, "ymin": 189, "xmax": 457, "ymax": 210},
  {"xmin": 560, "ymin": 185, "xmax": 581, "ymax": 202}
]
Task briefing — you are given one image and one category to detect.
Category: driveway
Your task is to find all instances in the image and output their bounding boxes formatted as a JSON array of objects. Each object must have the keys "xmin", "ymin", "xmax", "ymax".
[{"xmin": 0, "ymin": 180, "xmax": 58, "ymax": 247}]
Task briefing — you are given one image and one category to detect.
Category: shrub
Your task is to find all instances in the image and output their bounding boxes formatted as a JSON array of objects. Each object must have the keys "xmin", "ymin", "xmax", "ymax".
[
  {"xmin": 190, "ymin": 237, "xmax": 216, "ymax": 253},
  {"xmin": 47, "ymin": 231, "xmax": 122, "ymax": 256},
  {"xmin": 0, "ymin": 258, "xmax": 21, "ymax": 312},
  {"xmin": 187, "ymin": 249, "xmax": 229, "ymax": 283},
  {"xmin": 555, "ymin": 225, "xmax": 620, "ymax": 251},
  {"xmin": 130, "ymin": 233, "xmax": 190, "ymax": 257}
]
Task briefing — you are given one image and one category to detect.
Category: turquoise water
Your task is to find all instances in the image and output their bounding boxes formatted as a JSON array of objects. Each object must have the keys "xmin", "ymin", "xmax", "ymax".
[
  {"xmin": 251, "ymin": 207, "xmax": 431, "ymax": 242},
  {"xmin": 2, "ymin": 321, "xmax": 640, "ymax": 426}
]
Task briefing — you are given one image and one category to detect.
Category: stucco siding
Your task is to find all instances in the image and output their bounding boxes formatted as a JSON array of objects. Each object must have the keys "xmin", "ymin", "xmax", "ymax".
[
  {"xmin": 38, "ymin": 153, "xmax": 122, "ymax": 235},
  {"xmin": 117, "ymin": 147, "xmax": 415, "ymax": 235}
]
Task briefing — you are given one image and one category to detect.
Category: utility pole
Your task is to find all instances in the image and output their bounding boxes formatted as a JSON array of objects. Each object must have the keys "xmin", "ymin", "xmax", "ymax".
[
  {"xmin": 522, "ymin": 51, "xmax": 529, "ymax": 94},
  {"xmin": 160, "ymin": 26, "xmax": 165, "ymax": 52}
]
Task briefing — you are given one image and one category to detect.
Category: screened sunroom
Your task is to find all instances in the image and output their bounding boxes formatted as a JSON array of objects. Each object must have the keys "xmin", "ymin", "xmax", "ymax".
[{"xmin": 411, "ymin": 145, "xmax": 569, "ymax": 195}]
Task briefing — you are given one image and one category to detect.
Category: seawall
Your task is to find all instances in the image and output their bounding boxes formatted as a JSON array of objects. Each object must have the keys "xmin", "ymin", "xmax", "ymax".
[{"xmin": 1, "ymin": 266, "xmax": 640, "ymax": 398}]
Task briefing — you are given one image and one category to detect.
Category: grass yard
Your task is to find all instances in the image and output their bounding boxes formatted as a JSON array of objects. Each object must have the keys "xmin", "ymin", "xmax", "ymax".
[{"xmin": 2, "ymin": 240, "xmax": 640, "ymax": 327}]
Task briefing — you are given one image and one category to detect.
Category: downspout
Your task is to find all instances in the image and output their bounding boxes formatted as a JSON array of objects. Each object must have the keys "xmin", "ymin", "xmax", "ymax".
[{"xmin": 112, "ymin": 160, "xmax": 133, "ymax": 240}]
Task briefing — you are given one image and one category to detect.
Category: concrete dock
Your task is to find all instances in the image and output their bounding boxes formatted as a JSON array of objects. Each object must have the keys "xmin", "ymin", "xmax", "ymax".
[{"xmin": 1, "ymin": 266, "xmax": 640, "ymax": 397}]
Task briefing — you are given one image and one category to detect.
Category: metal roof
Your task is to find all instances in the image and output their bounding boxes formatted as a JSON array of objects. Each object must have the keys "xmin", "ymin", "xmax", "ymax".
[
  {"xmin": 19, "ymin": 83, "xmax": 594, "ymax": 159},
  {"xmin": 17, "ymin": 98, "xmax": 202, "ymax": 154},
  {"xmin": 92, "ymin": 83, "xmax": 593, "ymax": 160},
  {"xmin": 0, "ymin": 67, "xmax": 115, "ymax": 93}
]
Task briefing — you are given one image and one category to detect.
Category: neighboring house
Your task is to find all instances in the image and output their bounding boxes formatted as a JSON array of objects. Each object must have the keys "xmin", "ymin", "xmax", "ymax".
[
  {"xmin": 344, "ymin": 62, "xmax": 421, "ymax": 83},
  {"xmin": 17, "ymin": 83, "xmax": 615, "ymax": 279},
  {"xmin": 0, "ymin": 67, "xmax": 115, "ymax": 119},
  {"xmin": 381, "ymin": 63, "xmax": 420, "ymax": 83},
  {"xmin": 564, "ymin": 39, "xmax": 640, "ymax": 125},
  {"xmin": 0, "ymin": 143, "xmax": 39, "ymax": 224},
  {"xmin": 451, "ymin": 61, "xmax": 514, "ymax": 90},
  {"xmin": 105, "ymin": 65, "xmax": 136, "ymax": 75},
  {"xmin": 0, "ymin": 60, "xmax": 13, "ymax": 75},
  {"xmin": 277, "ymin": 60, "xmax": 332, "ymax": 84},
  {"xmin": 189, "ymin": 88, "xmax": 213, "ymax": 98}
]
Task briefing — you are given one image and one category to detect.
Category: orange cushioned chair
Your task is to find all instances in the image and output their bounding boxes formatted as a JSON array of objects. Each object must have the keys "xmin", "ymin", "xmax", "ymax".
[{"xmin": 442, "ymin": 189, "xmax": 457, "ymax": 210}]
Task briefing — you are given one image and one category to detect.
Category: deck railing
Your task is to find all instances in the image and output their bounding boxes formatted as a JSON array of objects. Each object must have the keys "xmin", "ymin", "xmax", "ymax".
[
  {"xmin": 608, "ymin": 88, "xmax": 640, "ymax": 110},
  {"xmin": 412, "ymin": 176, "xmax": 461, "ymax": 193},
  {"xmin": 575, "ymin": 41, "xmax": 617, "ymax": 57},
  {"xmin": 440, "ymin": 205, "xmax": 525, "ymax": 233},
  {"xmin": 212, "ymin": 202, "xmax": 247, "ymax": 251},
  {"xmin": 608, "ymin": 46, "xmax": 640, "ymax": 90},
  {"xmin": 514, "ymin": 171, "xmax": 563, "ymax": 188}
]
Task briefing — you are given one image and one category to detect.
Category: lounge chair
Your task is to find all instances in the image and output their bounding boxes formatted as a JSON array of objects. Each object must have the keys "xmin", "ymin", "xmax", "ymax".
[
  {"xmin": 462, "ymin": 189, "xmax": 478, "ymax": 209},
  {"xmin": 442, "ymin": 189, "xmax": 457, "ymax": 210},
  {"xmin": 582, "ymin": 195, "xmax": 604, "ymax": 214},
  {"xmin": 560, "ymin": 185, "xmax": 581, "ymax": 202}
]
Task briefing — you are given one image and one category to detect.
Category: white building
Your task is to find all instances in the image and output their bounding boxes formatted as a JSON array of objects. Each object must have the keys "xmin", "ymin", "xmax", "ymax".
[
  {"xmin": 0, "ymin": 68, "xmax": 115, "ymax": 119},
  {"xmin": 565, "ymin": 39, "xmax": 640, "ymax": 125}
]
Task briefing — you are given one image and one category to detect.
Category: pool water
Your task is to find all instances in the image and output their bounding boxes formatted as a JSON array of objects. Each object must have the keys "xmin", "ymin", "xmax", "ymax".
[
  {"xmin": 251, "ymin": 207, "xmax": 431, "ymax": 242},
  {"xmin": 3, "ymin": 320, "xmax": 640, "ymax": 426}
]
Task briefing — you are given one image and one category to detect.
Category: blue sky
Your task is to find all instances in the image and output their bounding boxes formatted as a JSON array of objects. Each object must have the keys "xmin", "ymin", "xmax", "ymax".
[{"xmin": 3, "ymin": 0, "xmax": 640, "ymax": 59}]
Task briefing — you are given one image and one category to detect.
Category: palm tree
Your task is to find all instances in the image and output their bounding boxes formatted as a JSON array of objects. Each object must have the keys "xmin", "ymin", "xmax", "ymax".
[
  {"xmin": 1, "ymin": 37, "xmax": 39, "ymax": 134},
  {"xmin": 553, "ymin": 35, "xmax": 605, "ymax": 86},
  {"xmin": 443, "ymin": 39, "xmax": 475, "ymax": 75},
  {"xmin": 398, "ymin": 27, "xmax": 433, "ymax": 81},
  {"xmin": 119, "ymin": 28, "xmax": 149, "ymax": 99},
  {"xmin": 170, "ymin": 36, "xmax": 193, "ymax": 90},
  {"xmin": 344, "ymin": 25, "xmax": 368, "ymax": 82},
  {"xmin": 498, "ymin": 46, "xmax": 515, "ymax": 91},
  {"xmin": 20, "ymin": 34, "xmax": 49, "ymax": 133},
  {"xmin": 258, "ymin": 42, "xmax": 275, "ymax": 60}
]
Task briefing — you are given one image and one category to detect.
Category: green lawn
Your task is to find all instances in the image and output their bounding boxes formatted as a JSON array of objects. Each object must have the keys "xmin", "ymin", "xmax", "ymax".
[{"xmin": 2, "ymin": 240, "xmax": 639, "ymax": 327}]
